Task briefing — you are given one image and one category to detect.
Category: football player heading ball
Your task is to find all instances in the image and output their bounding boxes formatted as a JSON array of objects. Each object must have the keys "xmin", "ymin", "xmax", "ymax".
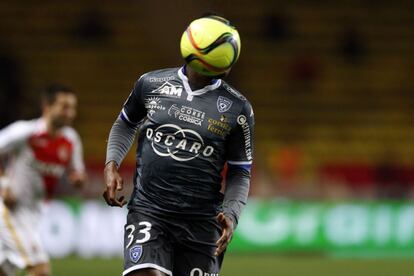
[{"xmin": 104, "ymin": 14, "xmax": 254, "ymax": 276}]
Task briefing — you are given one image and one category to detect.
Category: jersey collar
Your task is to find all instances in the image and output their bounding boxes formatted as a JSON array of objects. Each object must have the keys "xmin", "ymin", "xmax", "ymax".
[{"xmin": 178, "ymin": 67, "xmax": 221, "ymax": 101}]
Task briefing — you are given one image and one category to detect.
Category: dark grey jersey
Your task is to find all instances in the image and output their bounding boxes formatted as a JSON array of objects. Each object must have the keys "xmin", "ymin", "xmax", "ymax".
[{"xmin": 121, "ymin": 67, "xmax": 254, "ymax": 217}]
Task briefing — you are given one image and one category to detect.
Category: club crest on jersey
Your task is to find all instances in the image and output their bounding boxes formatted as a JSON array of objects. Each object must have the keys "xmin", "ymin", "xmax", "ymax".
[
  {"xmin": 129, "ymin": 245, "xmax": 142, "ymax": 263},
  {"xmin": 151, "ymin": 81, "xmax": 182, "ymax": 98},
  {"xmin": 217, "ymin": 96, "xmax": 233, "ymax": 113}
]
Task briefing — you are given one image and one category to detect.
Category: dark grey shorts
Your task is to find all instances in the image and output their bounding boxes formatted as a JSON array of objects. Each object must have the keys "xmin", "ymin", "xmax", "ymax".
[{"xmin": 123, "ymin": 210, "xmax": 224, "ymax": 276}]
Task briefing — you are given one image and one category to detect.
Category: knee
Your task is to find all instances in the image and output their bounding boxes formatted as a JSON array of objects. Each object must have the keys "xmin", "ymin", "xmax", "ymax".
[
  {"xmin": 27, "ymin": 263, "xmax": 51, "ymax": 276},
  {"xmin": 27, "ymin": 270, "xmax": 51, "ymax": 276},
  {"xmin": 0, "ymin": 261, "xmax": 18, "ymax": 276}
]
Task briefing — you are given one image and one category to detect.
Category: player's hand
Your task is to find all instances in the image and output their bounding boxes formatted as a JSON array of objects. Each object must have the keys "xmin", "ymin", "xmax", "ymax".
[
  {"xmin": 215, "ymin": 212, "xmax": 234, "ymax": 256},
  {"xmin": 103, "ymin": 161, "xmax": 126, "ymax": 207},
  {"xmin": 69, "ymin": 171, "xmax": 87, "ymax": 189}
]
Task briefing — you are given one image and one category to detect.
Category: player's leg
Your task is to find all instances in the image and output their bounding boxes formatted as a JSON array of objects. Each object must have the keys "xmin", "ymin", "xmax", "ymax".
[
  {"xmin": 0, "ymin": 245, "xmax": 11, "ymax": 276},
  {"xmin": 0, "ymin": 203, "xmax": 27, "ymax": 276},
  {"xmin": 15, "ymin": 207, "xmax": 49, "ymax": 276},
  {"xmin": 125, "ymin": 268, "xmax": 167, "ymax": 276},
  {"xmin": 122, "ymin": 210, "xmax": 173, "ymax": 276},
  {"xmin": 0, "ymin": 204, "xmax": 49, "ymax": 276},
  {"xmin": 0, "ymin": 218, "xmax": 7, "ymax": 276},
  {"xmin": 26, "ymin": 262, "xmax": 50, "ymax": 276},
  {"xmin": 173, "ymin": 218, "xmax": 224, "ymax": 275},
  {"xmin": 174, "ymin": 247, "xmax": 224, "ymax": 276},
  {"xmin": 0, "ymin": 260, "xmax": 18, "ymax": 276}
]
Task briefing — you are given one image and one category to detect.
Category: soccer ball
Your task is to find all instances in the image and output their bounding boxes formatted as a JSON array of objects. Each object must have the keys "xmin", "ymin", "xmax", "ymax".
[{"xmin": 180, "ymin": 15, "xmax": 241, "ymax": 77}]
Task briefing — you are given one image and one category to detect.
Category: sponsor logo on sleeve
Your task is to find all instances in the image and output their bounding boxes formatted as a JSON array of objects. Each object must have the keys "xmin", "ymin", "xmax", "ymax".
[
  {"xmin": 145, "ymin": 97, "xmax": 166, "ymax": 116},
  {"xmin": 237, "ymin": 115, "xmax": 252, "ymax": 161},
  {"xmin": 146, "ymin": 124, "xmax": 214, "ymax": 161},
  {"xmin": 217, "ymin": 96, "xmax": 233, "ymax": 113},
  {"xmin": 237, "ymin": 115, "xmax": 247, "ymax": 125},
  {"xmin": 151, "ymin": 82, "xmax": 182, "ymax": 98},
  {"xmin": 167, "ymin": 104, "xmax": 205, "ymax": 126},
  {"xmin": 129, "ymin": 245, "xmax": 143, "ymax": 263}
]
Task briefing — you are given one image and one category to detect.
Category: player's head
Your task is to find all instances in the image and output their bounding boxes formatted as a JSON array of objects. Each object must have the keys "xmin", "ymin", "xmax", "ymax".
[
  {"xmin": 41, "ymin": 83, "xmax": 77, "ymax": 128},
  {"xmin": 180, "ymin": 13, "xmax": 241, "ymax": 78}
]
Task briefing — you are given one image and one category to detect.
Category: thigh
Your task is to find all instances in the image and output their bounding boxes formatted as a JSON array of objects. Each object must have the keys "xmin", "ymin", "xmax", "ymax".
[
  {"xmin": 0, "ymin": 203, "xmax": 47, "ymax": 270},
  {"xmin": 125, "ymin": 268, "xmax": 168, "ymax": 276},
  {"xmin": 123, "ymin": 210, "xmax": 173, "ymax": 276},
  {"xmin": 27, "ymin": 262, "xmax": 51, "ymax": 276},
  {"xmin": 173, "ymin": 218, "xmax": 224, "ymax": 276}
]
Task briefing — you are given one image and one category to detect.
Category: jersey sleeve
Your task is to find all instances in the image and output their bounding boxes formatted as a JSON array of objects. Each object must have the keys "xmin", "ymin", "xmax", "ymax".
[
  {"xmin": 61, "ymin": 127, "xmax": 85, "ymax": 173},
  {"xmin": 69, "ymin": 129, "xmax": 85, "ymax": 173},
  {"xmin": 0, "ymin": 121, "xmax": 34, "ymax": 154},
  {"xmin": 120, "ymin": 75, "xmax": 148, "ymax": 126},
  {"xmin": 226, "ymin": 101, "xmax": 254, "ymax": 169}
]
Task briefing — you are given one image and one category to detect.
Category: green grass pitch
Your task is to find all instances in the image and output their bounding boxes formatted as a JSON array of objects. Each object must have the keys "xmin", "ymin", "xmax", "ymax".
[{"xmin": 49, "ymin": 254, "xmax": 414, "ymax": 275}]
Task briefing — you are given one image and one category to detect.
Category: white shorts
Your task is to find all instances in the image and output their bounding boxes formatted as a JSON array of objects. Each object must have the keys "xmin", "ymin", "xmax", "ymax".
[{"xmin": 0, "ymin": 200, "xmax": 49, "ymax": 270}]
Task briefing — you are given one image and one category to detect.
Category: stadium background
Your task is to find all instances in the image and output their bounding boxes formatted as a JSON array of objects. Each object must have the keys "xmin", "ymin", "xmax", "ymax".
[{"xmin": 1, "ymin": 0, "xmax": 414, "ymax": 275}]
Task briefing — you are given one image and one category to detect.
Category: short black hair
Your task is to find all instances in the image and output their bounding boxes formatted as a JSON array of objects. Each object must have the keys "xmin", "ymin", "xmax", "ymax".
[{"xmin": 42, "ymin": 83, "xmax": 74, "ymax": 105}]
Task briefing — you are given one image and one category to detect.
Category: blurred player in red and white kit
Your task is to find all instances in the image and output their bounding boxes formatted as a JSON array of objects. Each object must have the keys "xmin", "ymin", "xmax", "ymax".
[{"xmin": 0, "ymin": 84, "xmax": 86, "ymax": 276}]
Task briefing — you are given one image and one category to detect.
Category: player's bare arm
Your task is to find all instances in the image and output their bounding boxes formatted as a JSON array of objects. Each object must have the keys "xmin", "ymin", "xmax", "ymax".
[
  {"xmin": 0, "ymin": 158, "xmax": 16, "ymax": 209},
  {"xmin": 103, "ymin": 160, "xmax": 126, "ymax": 207},
  {"xmin": 215, "ymin": 212, "xmax": 234, "ymax": 256},
  {"xmin": 104, "ymin": 109, "xmax": 139, "ymax": 208},
  {"xmin": 127, "ymin": 268, "xmax": 168, "ymax": 276},
  {"xmin": 68, "ymin": 170, "xmax": 87, "ymax": 189}
]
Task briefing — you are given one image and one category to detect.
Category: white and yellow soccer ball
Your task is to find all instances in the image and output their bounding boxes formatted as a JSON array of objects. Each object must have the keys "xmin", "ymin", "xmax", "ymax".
[{"xmin": 180, "ymin": 15, "xmax": 241, "ymax": 77}]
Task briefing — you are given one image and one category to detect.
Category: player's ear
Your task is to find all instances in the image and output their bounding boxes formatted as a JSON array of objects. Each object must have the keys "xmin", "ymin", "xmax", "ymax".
[{"xmin": 223, "ymin": 68, "xmax": 232, "ymax": 77}]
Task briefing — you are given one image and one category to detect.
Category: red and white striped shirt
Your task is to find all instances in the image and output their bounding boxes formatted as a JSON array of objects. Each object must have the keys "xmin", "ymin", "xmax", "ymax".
[{"xmin": 0, "ymin": 118, "xmax": 84, "ymax": 209}]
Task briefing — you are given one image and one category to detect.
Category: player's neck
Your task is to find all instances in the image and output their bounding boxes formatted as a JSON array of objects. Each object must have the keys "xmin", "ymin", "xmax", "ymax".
[
  {"xmin": 186, "ymin": 66, "xmax": 214, "ymax": 90},
  {"xmin": 43, "ymin": 116, "xmax": 60, "ymax": 137}
]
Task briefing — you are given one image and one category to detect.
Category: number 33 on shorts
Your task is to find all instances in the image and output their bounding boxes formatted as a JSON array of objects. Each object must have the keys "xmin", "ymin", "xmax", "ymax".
[{"xmin": 125, "ymin": 221, "xmax": 152, "ymax": 248}]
